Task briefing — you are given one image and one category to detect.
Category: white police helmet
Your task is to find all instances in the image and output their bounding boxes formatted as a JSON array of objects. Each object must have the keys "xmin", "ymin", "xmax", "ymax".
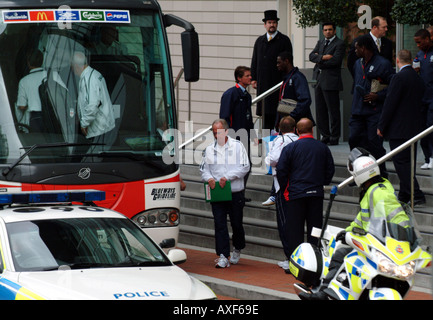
[{"xmin": 347, "ymin": 148, "xmax": 380, "ymax": 187}]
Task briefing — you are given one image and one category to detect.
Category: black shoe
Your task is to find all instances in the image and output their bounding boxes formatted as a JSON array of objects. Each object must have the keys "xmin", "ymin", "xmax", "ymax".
[
  {"xmin": 413, "ymin": 198, "xmax": 426, "ymax": 207},
  {"xmin": 298, "ymin": 290, "xmax": 329, "ymax": 301},
  {"xmin": 329, "ymin": 139, "xmax": 339, "ymax": 145},
  {"xmin": 320, "ymin": 137, "xmax": 330, "ymax": 144},
  {"xmin": 402, "ymin": 197, "xmax": 426, "ymax": 207}
]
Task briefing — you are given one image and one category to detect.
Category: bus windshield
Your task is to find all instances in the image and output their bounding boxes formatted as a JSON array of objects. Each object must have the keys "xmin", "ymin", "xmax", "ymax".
[{"xmin": 0, "ymin": 10, "xmax": 175, "ymax": 166}]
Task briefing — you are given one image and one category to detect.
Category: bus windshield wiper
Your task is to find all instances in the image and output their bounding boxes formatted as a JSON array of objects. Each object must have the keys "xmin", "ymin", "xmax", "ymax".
[
  {"xmin": 2, "ymin": 142, "xmax": 104, "ymax": 177},
  {"xmin": 87, "ymin": 152, "xmax": 167, "ymax": 172}
]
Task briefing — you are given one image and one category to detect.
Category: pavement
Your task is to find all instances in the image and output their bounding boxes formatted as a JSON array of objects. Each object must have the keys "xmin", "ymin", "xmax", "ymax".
[{"xmin": 177, "ymin": 243, "xmax": 433, "ymax": 301}]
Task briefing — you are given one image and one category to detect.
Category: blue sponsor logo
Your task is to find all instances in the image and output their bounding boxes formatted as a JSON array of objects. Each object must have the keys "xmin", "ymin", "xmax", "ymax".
[
  {"xmin": 105, "ymin": 11, "xmax": 130, "ymax": 22},
  {"xmin": 55, "ymin": 10, "xmax": 80, "ymax": 21},
  {"xmin": 4, "ymin": 11, "xmax": 29, "ymax": 22}
]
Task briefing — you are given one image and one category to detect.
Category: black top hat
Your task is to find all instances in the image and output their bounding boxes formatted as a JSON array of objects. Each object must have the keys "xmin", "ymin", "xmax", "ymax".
[{"xmin": 262, "ymin": 10, "xmax": 279, "ymax": 22}]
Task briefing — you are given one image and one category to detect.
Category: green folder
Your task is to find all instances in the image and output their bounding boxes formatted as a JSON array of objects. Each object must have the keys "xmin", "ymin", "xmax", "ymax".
[{"xmin": 204, "ymin": 180, "xmax": 232, "ymax": 202}]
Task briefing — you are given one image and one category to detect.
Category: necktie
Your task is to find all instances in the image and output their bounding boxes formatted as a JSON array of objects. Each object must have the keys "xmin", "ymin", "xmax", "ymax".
[
  {"xmin": 268, "ymin": 35, "xmax": 272, "ymax": 42},
  {"xmin": 324, "ymin": 39, "xmax": 330, "ymax": 50},
  {"xmin": 376, "ymin": 39, "xmax": 381, "ymax": 52}
]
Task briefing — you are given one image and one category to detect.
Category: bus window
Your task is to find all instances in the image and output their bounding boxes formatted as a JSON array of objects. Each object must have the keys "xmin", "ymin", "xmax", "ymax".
[{"xmin": 0, "ymin": 13, "xmax": 174, "ymax": 167}]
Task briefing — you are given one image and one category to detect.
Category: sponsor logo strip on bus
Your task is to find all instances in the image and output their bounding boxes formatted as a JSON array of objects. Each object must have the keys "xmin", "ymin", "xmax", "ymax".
[{"xmin": 3, "ymin": 9, "xmax": 130, "ymax": 23}]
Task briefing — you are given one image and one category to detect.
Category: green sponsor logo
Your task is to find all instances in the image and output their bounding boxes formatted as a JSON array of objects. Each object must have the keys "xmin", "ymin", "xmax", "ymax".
[{"xmin": 80, "ymin": 10, "xmax": 105, "ymax": 21}]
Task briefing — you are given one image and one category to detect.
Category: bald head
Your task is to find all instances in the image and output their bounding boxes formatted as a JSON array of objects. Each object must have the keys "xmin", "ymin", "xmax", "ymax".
[{"xmin": 296, "ymin": 118, "xmax": 314, "ymax": 135}]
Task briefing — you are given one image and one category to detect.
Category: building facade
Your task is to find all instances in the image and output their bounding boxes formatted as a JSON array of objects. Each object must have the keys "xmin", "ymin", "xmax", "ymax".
[
  {"xmin": 159, "ymin": 0, "xmax": 319, "ymax": 135},
  {"xmin": 159, "ymin": 0, "xmax": 424, "ymax": 143}
]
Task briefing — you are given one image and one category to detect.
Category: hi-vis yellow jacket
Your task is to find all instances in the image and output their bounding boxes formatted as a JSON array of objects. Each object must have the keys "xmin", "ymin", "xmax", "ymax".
[{"xmin": 346, "ymin": 178, "xmax": 409, "ymax": 232}]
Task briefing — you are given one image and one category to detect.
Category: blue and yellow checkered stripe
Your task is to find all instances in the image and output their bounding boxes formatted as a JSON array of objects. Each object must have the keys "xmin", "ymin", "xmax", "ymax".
[
  {"xmin": 291, "ymin": 246, "xmax": 305, "ymax": 267},
  {"xmin": 0, "ymin": 278, "xmax": 43, "ymax": 300},
  {"xmin": 346, "ymin": 253, "xmax": 370, "ymax": 293},
  {"xmin": 330, "ymin": 251, "xmax": 373, "ymax": 300}
]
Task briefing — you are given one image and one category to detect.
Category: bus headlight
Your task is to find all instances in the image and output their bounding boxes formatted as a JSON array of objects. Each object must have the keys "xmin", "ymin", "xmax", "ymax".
[{"xmin": 133, "ymin": 208, "xmax": 179, "ymax": 228}]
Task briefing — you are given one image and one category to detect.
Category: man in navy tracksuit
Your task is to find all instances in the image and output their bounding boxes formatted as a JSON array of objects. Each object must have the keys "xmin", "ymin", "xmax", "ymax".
[
  {"xmin": 220, "ymin": 66, "xmax": 254, "ymax": 194},
  {"xmin": 276, "ymin": 51, "xmax": 314, "ymax": 129},
  {"xmin": 220, "ymin": 66, "xmax": 254, "ymax": 137},
  {"xmin": 414, "ymin": 29, "xmax": 433, "ymax": 169},
  {"xmin": 349, "ymin": 34, "xmax": 394, "ymax": 175},
  {"xmin": 276, "ymin": 118, "xmax": 334, "ymax": 265}
]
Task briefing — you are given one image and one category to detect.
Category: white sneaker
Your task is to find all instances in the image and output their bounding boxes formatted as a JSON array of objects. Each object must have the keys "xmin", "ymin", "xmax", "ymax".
[
  {"xmin": 262, "ymin": 196, "xmax": 275, "ymax": 206},
  {"xmin": 278, "ymin": 260, "xmax": 290, "ymax": 269},
  {"xmin": 229, "ymin": 249, "xmax": 241, "ymax": 265},
  {"xmin": 420, "ymin": 158, "xmax": 433, "ymax": 170},
  {"xmin": 215, "ymin": 254, "xmax": 230, "ymax": 268}
]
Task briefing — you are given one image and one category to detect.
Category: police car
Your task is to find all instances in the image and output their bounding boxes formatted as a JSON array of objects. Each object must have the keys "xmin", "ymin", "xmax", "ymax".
[{"xmin": 0, "ymin": 190, "xmax": 216, "ymax": 300}]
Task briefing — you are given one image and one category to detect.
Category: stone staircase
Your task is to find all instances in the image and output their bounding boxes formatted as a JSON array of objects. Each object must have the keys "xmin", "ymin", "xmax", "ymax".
[{"xmin": 178, "ymin": 142, "xmax": 433, "ymax": 289}]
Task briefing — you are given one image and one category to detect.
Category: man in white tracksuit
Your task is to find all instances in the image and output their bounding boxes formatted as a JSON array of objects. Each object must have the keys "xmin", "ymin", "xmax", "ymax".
[
  {"xmin": 72, "ymin": 51, "xmax": 115, "ymax": 149},
  {"xmin": 265, "ymin": 116, "xmax": 298, "ymax": 270},
  {"xmin": 200, "ymin": 119, "xmax": 250, "ymax": 268}
]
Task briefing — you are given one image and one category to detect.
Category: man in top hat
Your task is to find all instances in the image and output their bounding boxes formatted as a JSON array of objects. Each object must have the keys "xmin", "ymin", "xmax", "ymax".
[{"xmin": 251, "ymin": 10, "xmax": 293, "ymax": 131}]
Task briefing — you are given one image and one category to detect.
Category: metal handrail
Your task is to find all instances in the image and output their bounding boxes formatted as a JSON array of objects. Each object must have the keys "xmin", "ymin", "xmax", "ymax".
[
  {"xmin": 178, "ymin": 82, "xmax": 282, "ymax": 149},
  {"xmin": 174, "ymin": 68, "xmax": 184, "ymax": 121},
  {"xmin": 336, "ymin": 124, "xmax": 433, "ymax": 210},
  {"xmin": 252, "ymin": 81, "xmax": 283, "ymax": 105},
  {"xmin": 173, "ymin": 68, "xmax": 184, "ymax": 88}
]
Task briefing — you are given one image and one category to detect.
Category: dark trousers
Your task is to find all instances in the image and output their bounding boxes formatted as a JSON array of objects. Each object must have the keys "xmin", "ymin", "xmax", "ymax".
[
  {"xmin": 285, "ymin": 197, "xmax": 324, "ymax": 259},
  {"xmin": 210, "ymin": 192, "xmax": 246, "ymax": 257},
  {"xmin": 30, "ymin": 111, "xmax": 44, "ymax": 133},
  {"xmin": 257, "ymin": 92, "xmax": 279, "ymax": 130},
  {"xmin": 275, "ymin": 191, "xmax": 291, "ymax": 259},
  {"xmin": 389, "ymin": 139, "xmax": 425, "ymax": 203},
  {"xmin": 349, "ymin": 113, "xmax": 387, "ymax": 176},
  {"xmin": 315, "ymin": 85, "xmax": 341, "ymax": 142},
  {"xmin": 420, "ymin": 105, "xmax": 433, "ymax": 163}
]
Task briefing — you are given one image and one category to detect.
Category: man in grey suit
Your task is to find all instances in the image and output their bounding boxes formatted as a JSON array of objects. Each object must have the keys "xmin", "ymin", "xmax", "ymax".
[{"xmin": 309, "ymin": 22, "xmax": 345, "ymax": 145}]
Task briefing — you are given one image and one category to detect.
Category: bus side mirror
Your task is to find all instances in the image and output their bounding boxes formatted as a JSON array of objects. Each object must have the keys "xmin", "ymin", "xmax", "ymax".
[
  {"xmin": 181, "ymin": 30, "xmax": 199, "ymax": 82},
  {"xmin": 164, "ymin": 14, "xmax": 200, "ymax": 82}
]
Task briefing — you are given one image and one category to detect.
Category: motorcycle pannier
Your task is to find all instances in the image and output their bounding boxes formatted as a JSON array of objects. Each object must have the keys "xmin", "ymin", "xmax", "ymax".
[{"xmin": 289, "ymin": 243, "xmax": 323, "ymax": 287}]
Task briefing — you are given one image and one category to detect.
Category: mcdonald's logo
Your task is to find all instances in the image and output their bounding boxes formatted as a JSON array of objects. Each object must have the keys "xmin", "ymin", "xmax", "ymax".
[{"xmin": 29, "ymin": 10, "xmax": 55, "ymax": 21}]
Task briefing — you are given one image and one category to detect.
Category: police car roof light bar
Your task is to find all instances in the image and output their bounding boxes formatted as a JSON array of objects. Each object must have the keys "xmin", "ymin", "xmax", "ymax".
[{"xmin": 0, "ymin": 190, "xmax": 105, "ymax": 206}]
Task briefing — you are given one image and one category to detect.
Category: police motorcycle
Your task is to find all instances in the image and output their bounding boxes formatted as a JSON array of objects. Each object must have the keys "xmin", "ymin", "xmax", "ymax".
[{"xmin": 289, "ymin": 149, "xmax": 432, "ymax": 300}]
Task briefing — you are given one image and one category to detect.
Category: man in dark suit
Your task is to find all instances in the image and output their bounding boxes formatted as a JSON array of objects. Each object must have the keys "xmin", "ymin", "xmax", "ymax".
[
  {"xmin": 251, "ymin": 10, "xmax": 293, "ymax": 130},
  {"xmin": 309, "ymin": 22, "xmax": 345, "ymax": 145},
  {"xmin": 377, "ymin": 49, "xmax": 426, "ymax": 205},
  {"xmin": 347, "ymin": 16, "xmax": 393, "ymax": 78}
]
